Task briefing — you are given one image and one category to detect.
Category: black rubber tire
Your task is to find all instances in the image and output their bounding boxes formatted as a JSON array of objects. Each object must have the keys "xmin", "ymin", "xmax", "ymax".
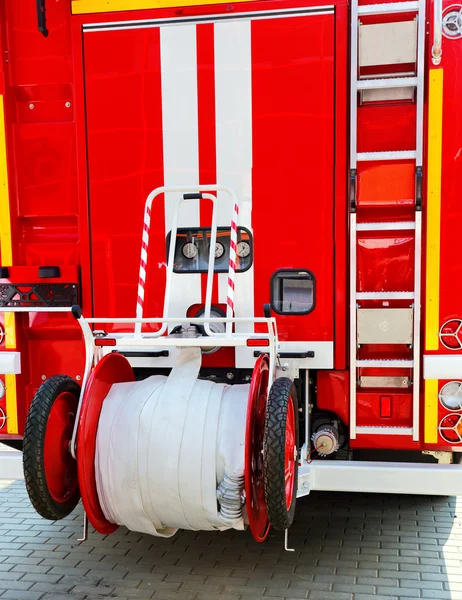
[
  {"xmin": 23, "ymin": 375, "xmax": 81, "ymax": 520},
  {"xmin": 263, "ymin": 377, "xmax": 299, "ymax": 531}
]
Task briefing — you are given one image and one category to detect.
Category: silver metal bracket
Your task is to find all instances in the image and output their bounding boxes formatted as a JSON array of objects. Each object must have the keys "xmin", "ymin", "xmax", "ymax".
[
  {"xmin": 77, "ymin": 511, "xmax": 88, "ymax": 542},
  {"xmin": 284, "ymin": 529, "xmax": 294, "ymax": 552}
]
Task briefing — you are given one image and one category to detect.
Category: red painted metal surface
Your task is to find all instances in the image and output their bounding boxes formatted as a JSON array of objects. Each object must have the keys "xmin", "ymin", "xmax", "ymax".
[
  {"xmin": 77, "ymin": 352, "xmax": 135, "ymax": 534},
  {"xmin": 245, "ymin": 353, "xmax": 270, "ymax": 543},
  {"xmin": 251, "ymin": 13, "xmax": 335, "ymax": 343},
  {"xmin": 317, "ymin": 371, "xmax": 349, "ymax": 425},
  {"xmin": 43, "ymin": 391, "xmax": 79, "ymax": 504}
]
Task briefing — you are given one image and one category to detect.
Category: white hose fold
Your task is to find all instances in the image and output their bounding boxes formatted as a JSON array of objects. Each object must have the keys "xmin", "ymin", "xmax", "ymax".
[{"xmin": 95, "ymin": 348, "xmax": 249, "ymax": 537}]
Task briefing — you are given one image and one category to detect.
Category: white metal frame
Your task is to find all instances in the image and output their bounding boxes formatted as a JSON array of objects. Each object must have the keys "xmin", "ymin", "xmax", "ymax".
[
  {"xmin": 297, "ymin": 459, "xmax": 462, "ymax": 497},
  {"xmin": 349, "ymin": 0, "xmax": 425, "ymax": 441}
]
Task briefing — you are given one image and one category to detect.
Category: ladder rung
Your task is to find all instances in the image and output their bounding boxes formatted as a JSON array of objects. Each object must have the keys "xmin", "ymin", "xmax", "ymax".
[
  {"xmin": 356, "ymin": 221, "xmax": 416, "ymax": 231},
  {"xmin": 357, "ymin": 151, "xmax": 416, "ymax": 161},
  {"xmin": 355, "ymin": 426, "xmax": 414, "ymax": 436},
  {"xmin": 356, "ymin": 359, "xmax": 414, "ymax": 368},
  {"xmin": 356, "ymin": 291, "xmax": 415, "ymax": 300},
  {"xmin": 357, "ymin": 77, "xmax": 418, "ymax": 90},
  {"xmin": 358, "ymin": 1, "xmax": 419, "ymax": 16}
]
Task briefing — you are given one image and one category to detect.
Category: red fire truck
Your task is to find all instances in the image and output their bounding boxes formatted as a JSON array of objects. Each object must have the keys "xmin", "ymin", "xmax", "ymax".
[{"xmin": 0, "ymin": 0, "xmax": 461, "ymax": 542}]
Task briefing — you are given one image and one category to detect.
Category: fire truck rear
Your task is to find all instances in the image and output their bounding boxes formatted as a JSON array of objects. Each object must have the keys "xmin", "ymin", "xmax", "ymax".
[{"xmin": 0, "ymin": 0, "xmax": 461, "ymax": 541}]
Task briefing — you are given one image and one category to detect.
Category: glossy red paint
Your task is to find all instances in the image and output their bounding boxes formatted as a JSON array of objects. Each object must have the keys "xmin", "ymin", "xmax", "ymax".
[
  {"xmin": 356, "ymin": 390, "xmax": 413, "ymax": 427},
  {"xmin": 317, "ymin": 370, "xmax": 349, "ymax": 425},
  {"xmin": 350, "ymin": 433, "xmax": 419, "ymax": 451},
  {"xmin": 43, "ymin": 391, "xmax": 79, "ymax": 504},
  {"xmin": 436, "ymin": 0, "xmax": 462, "ymax": 354},
  {"xmin": 245, "ymin": 353, "xmax": 270, "ymax": 543},
  {"xmin": 77, "ymin": 353, "xmax": 135, "ymax": 534},
  {"xmin": 83, "ymin": 26, "xmax": 166, "ymax": 331},
  {"xmin": 252, "ymin": 13, "xmax": 335, "ymax": 343}
]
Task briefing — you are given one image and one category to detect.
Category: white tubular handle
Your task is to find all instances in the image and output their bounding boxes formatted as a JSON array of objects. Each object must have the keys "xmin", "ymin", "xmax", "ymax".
[
  {"xmin": 432, "ymin": 0, "xmax": 443, "ymax": 65},
  {"xmin": 135, "ymin": 185, "xmax": 240, "ymax": 339}
]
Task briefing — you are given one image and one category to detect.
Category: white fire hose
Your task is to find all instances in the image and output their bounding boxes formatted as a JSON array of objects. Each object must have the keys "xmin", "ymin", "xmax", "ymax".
[{"xmin": 94, "ymin": 348, "xmax": 249, "ymax": 537}]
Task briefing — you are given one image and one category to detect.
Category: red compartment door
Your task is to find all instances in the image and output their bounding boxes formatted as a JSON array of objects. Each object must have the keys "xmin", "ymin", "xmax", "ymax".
[{"xmin": 83, "ymin": 7, "xmax": 336, "ymax": 350}]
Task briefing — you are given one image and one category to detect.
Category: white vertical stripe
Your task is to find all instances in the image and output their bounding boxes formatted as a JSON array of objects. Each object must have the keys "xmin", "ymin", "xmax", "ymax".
[
  {"xmin": 161, "ymin": 25, "xmax": 201, "ymax": 321},
  {"xmin": 214, "ymin": 20, "xmax": 254, "ymax": 358}
]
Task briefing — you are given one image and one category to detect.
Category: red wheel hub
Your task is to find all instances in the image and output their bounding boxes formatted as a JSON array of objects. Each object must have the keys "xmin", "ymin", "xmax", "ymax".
[
  {"xmin": 245, "ymin": 354, "xmax": 270, "ymax": 542},
  {"xmin": 284, "ymin": 396, "xmax": 296, "ymax": 509},
  {"xmin": 44, "ymin": 391, "xmax": 79, "ymax": 504},
  {"xmin": 77, "ymin": 352, "xmax": 135, "ymax": 534}
]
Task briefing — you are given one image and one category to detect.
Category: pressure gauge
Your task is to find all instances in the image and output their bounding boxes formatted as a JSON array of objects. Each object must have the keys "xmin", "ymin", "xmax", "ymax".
[
  {"xmin": 0, "ymin": 379, "xmax": 5, "ymax": 399},
  {"xmin": 236, "ymin": 241, "xmax": 251, "ymax": 258},
  {"xmin": 214, "ymin": 242, "xmax": 225, "ymax": 259},
  {"xmin": 182, "ymin": 242, "xmax": 198, "ymax": 260}
]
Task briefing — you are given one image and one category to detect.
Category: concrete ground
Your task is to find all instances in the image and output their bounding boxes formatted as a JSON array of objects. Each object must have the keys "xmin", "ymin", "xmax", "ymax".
[{"xmin": 0, "ymin": 475, "xmax": 461, "ymax": 600}]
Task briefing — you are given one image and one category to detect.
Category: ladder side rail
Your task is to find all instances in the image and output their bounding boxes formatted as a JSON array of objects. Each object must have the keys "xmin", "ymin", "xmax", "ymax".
[
  {"xmin": 350, "ymin": 212, "xmax": 358, "ymax": 439},
  {"xmin": 415, "ymin": 0, "xmax": 426, "ymax": 166},
  {"xmin": 350, "ymin": 0, "xmax": 359, "ymax": 170},
  {"xmin": 412, "ymin": 0, "xmax": 425, "ymax": 440}
]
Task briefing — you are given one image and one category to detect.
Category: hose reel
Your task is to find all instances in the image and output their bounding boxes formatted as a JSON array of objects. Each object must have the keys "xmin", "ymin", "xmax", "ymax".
[{"xmin": 23, "ymin": 350, "xmax": 299, "ymax": 542}]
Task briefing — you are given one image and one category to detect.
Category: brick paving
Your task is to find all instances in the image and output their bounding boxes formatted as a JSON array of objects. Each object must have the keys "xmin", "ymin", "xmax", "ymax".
[{"xmin": 0, "ymin": 478, "xmax": 461, "ymax": 600}]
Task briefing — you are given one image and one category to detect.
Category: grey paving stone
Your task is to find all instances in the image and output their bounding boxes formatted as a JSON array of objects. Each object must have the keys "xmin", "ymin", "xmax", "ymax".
[{"xmin": 0, "ymin": 481, "xmax": 460, "ymax": 600}]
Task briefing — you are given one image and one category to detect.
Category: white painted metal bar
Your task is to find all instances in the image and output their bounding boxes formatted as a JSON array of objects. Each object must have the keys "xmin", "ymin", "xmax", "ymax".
[
  {"xmin": 357, "ymin": 76, "xmax": 418, "ymax": 89},
  {"xmin": 358, "ymin": 1, "xmax": 419, "ymax": 16},
  {"xmin": 297, "ymin": 460, "xmax": 462, "ymax": 497},
  {"xmin": 356, "ymin": 291, "xmax": 415, "ymax": 300},
  {"xmin": 415, "ymin": 0, "xmax": 426, "ymax": 165},
  {"xmin": 424, "ymin": 355, "xmax": 462, "ymax": 379},
  {"xmin": 431, "ymin": 0, "xmax": 443, "ymax": 65},
  {"xmin": 134, "ymin": 185, "xmax": 240, "ymax": 339},
  {"xmin": 0, "ymin": 449, "xmax": 23, "ymax": 480},
  {"xmin": 349, "ymin": 212, "xmax": 357, "ymax": 439},
  {"xmin": 99, "ymin": 337, "xmax": 265, "ymax": 348},
  {"xmin": 355, "ymin": 426, "xmax": 413, "ymax": 435},
  {"xmin": 0, "ymin": 307, "xmax": 73, "ymax": 313},
  {"xmin": 412, "ymin": 210, "xmax": 422, "ymax": 441},
  {"xmin": 86, "ymin": 316, "xmax": 274, "ymax": 324},
  {"xmin": 357, "ymin": 150, "xmax": 417, "ymax": 161},
  {"xmin": 356, "ymin": 221, "xmax": 415, "ymax": 231},
  {"xmin": 356, "ymin": 359, "xmax": 414, "ymax": 368}
]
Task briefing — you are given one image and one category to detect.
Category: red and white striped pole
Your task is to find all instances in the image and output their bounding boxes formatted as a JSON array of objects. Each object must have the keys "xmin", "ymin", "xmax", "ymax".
[
  {"xmin": 227, "ymin": 201, "xmax": 239, "ymax": 326},
  {"xmin": 136, "ymin": 203, "xmax": 152, "ymax": 327}
]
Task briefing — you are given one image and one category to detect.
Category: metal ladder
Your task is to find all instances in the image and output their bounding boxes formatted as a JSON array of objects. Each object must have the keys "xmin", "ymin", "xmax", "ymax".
[{"xmin": 349, "ymin": 0, "xmax": 426, "ymax": 441}]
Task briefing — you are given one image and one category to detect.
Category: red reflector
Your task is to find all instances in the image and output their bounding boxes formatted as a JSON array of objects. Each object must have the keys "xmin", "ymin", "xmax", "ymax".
[
  {"xmin": 95, "ymin": 338, "xmax": 117, "ymax": 347},
  {"xmin": 380, "ymin": 396, "xmax": 392, "ymax": 418},
  {"xmin": 246, "ymin": 338, "xmax": 270, "ymax": 347}
]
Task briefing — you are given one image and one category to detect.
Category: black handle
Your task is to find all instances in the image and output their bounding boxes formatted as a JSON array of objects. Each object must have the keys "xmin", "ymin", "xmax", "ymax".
[
  {"xmin": 121, "ymin": 351, "xmax": 169, "ymax": 358},
  {"xmin": 416, "ymin": 166, "xmax": 422, "ymax": 211},
  {"xmin": 183, "ymin": 193, "xmax": 202, "ymax": 200},
  {"xmin": 71, "ymin": 305, "xmax": 82, "ymax": 319},
  {"xmin": 253, "ymin": 350, "xmax": 315, "ymax": 358},
  {"xmin": 36, "ymin": 0, "xmax": 49, "ymax": 37}
]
